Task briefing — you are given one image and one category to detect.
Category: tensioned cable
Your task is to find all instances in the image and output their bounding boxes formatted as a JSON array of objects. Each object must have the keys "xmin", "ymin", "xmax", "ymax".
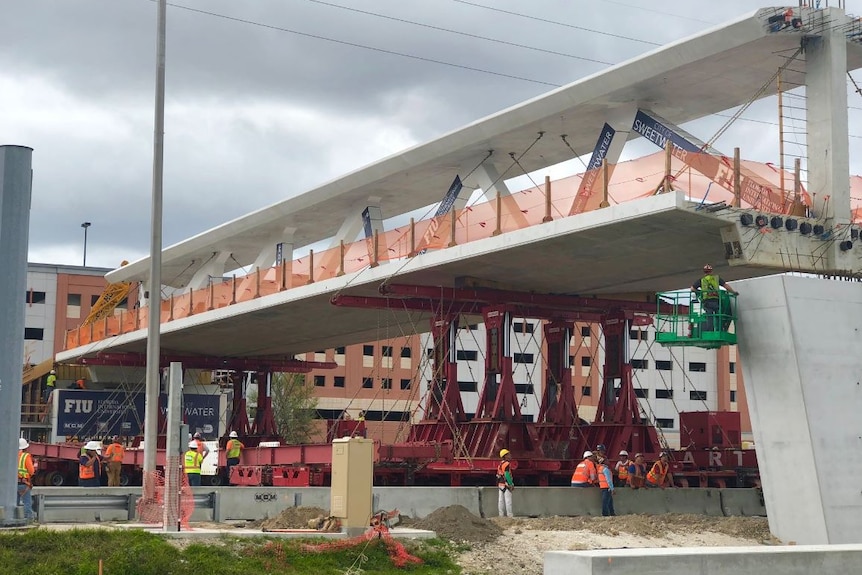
[
  {"xmin": 303, "ymin": 0, "xmax": 614, "ymax": 65},
  {"xmin": 147, "ymin": 0, "xmax": 562, "ymax": 87}
]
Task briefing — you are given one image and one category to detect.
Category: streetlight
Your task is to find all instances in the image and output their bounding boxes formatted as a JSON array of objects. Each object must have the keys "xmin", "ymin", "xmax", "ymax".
[{"xmin": 81, "ymin": 222, "xmax": 91, "ymax": 266}]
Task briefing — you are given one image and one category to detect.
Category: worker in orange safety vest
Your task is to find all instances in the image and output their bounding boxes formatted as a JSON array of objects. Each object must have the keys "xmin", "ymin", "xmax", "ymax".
[
  {"xmin": 614, "ymin": 450, "xmax": 631, "ymax": 487},
  {"xmin": 571, "ymin": 451, "xmax": 598, "ymax": 487},
  {"xmin": 597, "ymin": 457, "xmax": 616, "ymax": 516},
  {"xmin": 496, "ymin": 449, "xmax": 515, "ymax": 517},
  {"xmin": 103, "ymin": 436, "xmax": 125, "ymax": 487},
  {"xmin": 646, "ymin": 452, "xmax": 673, "ymax": 489},
  {"xmin": 17, "ymin": 438, "xmax": 36, "ymax": 521},
  {"xmin": 628, "ymin": 453, "xmax": 648, "ymax": 489}
]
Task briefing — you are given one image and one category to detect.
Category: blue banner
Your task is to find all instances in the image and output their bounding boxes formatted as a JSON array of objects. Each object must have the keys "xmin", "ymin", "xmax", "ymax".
[
  {"xmin": 361, "ymin": 207, "xmax": 373, "ymax": 239},
  {"xmin": 631, "ymin": 110, "xmax": 701, "ymax": 154},
  {"xmin": 56, "ymin": 390, "xmax": 221, "ymax": 439},
  {"xmin": 586, "ymin": 123, "xmax": 616, "ymax": 171},
  {"xmin": 434, "ymin": 175, "xmax": 464, "ymax": 217},
  {"xmin": 275, "ymin": 242, "xmax": 284, "ymax": 266}
]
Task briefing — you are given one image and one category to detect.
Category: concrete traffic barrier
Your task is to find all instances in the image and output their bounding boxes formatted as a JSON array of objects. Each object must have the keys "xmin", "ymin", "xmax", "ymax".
[
  {"xmin": 372, "ymin": 487, "xmax": 480, "ymax": 519},
  {"xmin": 544, "ymin": 545, "xmax": 862, "ymax": 575},
  {"xmin": 614, "ymin": 487, "xmax": 724, "ymax": 516},
  {"xmin": 720, "ymin": 488, "xmax": 766, "ymax": 516},
  {"xmin": 480, "ymin": 487, "xmax": 602, "ymax": 518}
]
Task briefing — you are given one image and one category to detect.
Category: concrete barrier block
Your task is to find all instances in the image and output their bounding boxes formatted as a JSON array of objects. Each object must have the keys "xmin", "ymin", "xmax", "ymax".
[
  {"xmin": 720, "ymin": 489, "xmax": 766, "ymax": 516},
  {"xmin": 544, "ymin": 545, "xmax": 862, "ymax": 575},
  {"xmin": 614, "ymin": 488, "xmax": 724, "ymax": 516},
  {"xmin": 214, "ymin": 487, "xmax": 330, "ymax": 521},
  {"xmin": 373, "ymin": 487, "xmax": 479, "ymax": 519},
  {"xmin": 480, "ymin": 487, "xmax": 603, "ymax": 518}
]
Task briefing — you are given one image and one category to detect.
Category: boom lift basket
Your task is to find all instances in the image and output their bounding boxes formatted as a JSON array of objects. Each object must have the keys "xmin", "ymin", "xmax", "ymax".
[{"xmin": 654, "ymin": 290, "xmax": 737, "ymax": 349}]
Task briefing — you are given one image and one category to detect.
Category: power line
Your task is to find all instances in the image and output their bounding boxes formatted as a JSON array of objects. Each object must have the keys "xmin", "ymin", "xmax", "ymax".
[
  {"xmin": 595, "ymin": 0, "xmax": 719, "ymax": 25},
  {"xmin": 152, "ymin": 0, "xmax": 563, "ymax": 87},
  {"xmin": 303, "ymin": 0, "xmax": 612, "ymax": 65},
  {"xmin": 450, "ymin": 0, "xmax": 661, "ymax": 46}
]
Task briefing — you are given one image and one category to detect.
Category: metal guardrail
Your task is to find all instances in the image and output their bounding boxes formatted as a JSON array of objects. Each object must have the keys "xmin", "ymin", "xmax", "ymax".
[{"xmin": 33, "ymin": 491, "xmax": 218, "ymax": 522}]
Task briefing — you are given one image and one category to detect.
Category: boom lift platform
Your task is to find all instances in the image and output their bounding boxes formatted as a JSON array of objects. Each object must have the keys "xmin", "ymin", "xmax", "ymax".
[{"xmin": 655, "ymin": 291, "xmax": 738, "ymax": 349}]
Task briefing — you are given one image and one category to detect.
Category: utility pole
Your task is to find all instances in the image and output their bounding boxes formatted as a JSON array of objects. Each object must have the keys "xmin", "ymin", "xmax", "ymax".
[
  {"xmin": 143, "ymin": 0, "xmax": 167, "ymax": 492},
  {"xmin": 81, "ymin": 222, "xmax": 91, "ymax": 266}
]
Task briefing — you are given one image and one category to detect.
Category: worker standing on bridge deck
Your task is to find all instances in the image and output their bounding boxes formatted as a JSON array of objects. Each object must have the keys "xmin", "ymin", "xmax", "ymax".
[
  {"xmin": 571, "ymin": 451, "xmax": 598, "ymax": 487},
  {"xmin": 17, "ymin": 438, "xmax": 36, "ymax": 522},
  {"xmin": 691, "ymin": 264, "xmax": 737, "ymax": 332},
  {"xmin": 225, "ymin": 431, "xmax": 245, "ymax": 485},
  {"xmin": 184, "ymin": 441, "xmax": 204, "ymax": 487},
  {"xmin": 103, "ymin": 436, "xmax": 125, "ymax": 487},
  {"xmin": 646, "ymin": 453, "xmax": 673, "ymax": 489},
  {"xmin": 496, "ymin": 449, "xmax": 515, "ymax": 517}
]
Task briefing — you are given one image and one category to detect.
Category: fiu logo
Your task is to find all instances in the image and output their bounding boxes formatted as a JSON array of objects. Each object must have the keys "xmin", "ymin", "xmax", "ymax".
[{"xmin": 64, "ymin": 399, "xmax": 93, "ymax": 414}]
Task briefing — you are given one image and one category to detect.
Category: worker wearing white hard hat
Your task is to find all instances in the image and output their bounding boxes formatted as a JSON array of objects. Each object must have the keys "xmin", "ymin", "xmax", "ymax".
[
  {"xmin": 225, "ymin": 431, "xmax": 245, "ymax": 485},
  {"xmin": 571, "ymin": 451, "xmax": 599, "ymax": 487},
  {"xmin": 184, "ymin": 441, "xmax": 204, "ymax": 487},
  {"xmin": 615, "ymin": 451, "xmax": 633, "ymax": 487},
  {"xmin": 17, "ymin": 438, "xmax": 36, "ymax": 521},
  {"xmin": 79, "ymin": 441, "xmax": 102, "ymax": 487}
]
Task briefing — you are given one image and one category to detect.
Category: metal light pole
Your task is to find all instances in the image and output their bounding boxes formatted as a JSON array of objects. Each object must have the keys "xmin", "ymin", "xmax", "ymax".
[
  {"xmin": 143, "ymin": 0, "xmax": 167, "ymax": 492},
  {"xmin": 81, "ymin": 222, "xmax": 91, "ymax": 266}
]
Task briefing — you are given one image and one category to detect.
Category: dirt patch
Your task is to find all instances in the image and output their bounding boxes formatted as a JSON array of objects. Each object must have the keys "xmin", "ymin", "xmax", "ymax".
[
  {"xmin": 253, "ymin": 506, "xmax": 328, "ymax": 530},
  {"xmin": 413, "ymin": 505, "xmax": 503, "ymax": 544}
]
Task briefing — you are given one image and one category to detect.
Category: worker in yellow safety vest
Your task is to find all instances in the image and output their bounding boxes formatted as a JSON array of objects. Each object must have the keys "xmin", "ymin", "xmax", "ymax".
[
  {"xmin": 691, "ymin": 264, "xmax": 737, "ymax": 332},
  {"xmin": 646, "ymin": 453, "xmax": 673, "ymax": 489},
  {"xmin": 184, "ymin": 441, "xmax": 204, "ymax": 487},
  {"xmin": 225, "ymin": 431, "xmax": 245, "ymax": 485},
  {"xmin": 17, "ymin": 438, "xmax": 36, "ymax": 521}
]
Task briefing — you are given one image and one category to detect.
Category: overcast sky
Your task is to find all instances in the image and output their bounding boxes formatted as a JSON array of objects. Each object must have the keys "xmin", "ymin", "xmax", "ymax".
[{"xmin": 2, "ymin": 0, "xmax": 861, "ymax": 269}]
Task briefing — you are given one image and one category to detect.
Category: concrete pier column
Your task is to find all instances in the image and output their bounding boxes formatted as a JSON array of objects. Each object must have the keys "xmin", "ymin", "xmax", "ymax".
[
  {"xmin": 736, "ymin": 275, "xmax": 862, "ymax": 544},
  {"xmin": 0, "ymin": 145, "xmax": 33, "ymax": 525},
  {"xmin": 806, "ymin": 8, "xmax": 850, "ymax": 225}
]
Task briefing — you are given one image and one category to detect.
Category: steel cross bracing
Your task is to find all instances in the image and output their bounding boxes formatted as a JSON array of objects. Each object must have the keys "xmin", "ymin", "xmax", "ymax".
[{"xmin": 332, "ymin": 284, "xmax": 670, "ymax": 484}]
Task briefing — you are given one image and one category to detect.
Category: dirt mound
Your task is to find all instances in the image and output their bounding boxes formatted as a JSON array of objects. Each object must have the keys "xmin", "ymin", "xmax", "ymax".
[
  {"xmin": 257, "ymin": 506, "xmax": 328, "ymax": 530},
  {"xmin": 414, "ymin": 505, "xmax": 503, "ymax": 544}
]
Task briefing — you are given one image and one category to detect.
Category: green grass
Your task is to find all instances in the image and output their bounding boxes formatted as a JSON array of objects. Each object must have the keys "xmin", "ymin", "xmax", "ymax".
[{"xmin": 0, "ymin": 529, "xmax": 461, "ymax": 575}]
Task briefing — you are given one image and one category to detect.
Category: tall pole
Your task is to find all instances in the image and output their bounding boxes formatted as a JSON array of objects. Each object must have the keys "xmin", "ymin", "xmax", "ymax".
[
  {"xmin": 81, "ymin": 222, "xmax": 91, "ymax": 266},
  {"xmin": 143, "ymin": 0, "xmax": 167, "ymax": 490},
  {"xmin": 0, "ymin": 146, "xmax": 33, "ymax": 526}
]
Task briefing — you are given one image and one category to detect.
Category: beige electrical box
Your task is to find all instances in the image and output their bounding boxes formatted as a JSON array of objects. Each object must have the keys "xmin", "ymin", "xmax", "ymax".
[{"xmin": 330, "ymin": 437, "xmax": 374, "ymax": 529}]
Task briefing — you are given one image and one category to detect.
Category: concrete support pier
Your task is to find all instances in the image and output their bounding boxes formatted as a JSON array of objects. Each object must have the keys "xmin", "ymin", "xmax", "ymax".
[{"xmin": 736, "ymin": 275, "xmax": 862, "ymax": 544}]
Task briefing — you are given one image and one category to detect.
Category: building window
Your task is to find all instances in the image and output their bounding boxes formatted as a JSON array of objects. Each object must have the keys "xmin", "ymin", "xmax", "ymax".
[
  {"xmin": 729, "ymin": 362, "xmax": 736, "ymax": 374},
  {"xmin": 629, "ymin": 329, "xmax": 649, "ymax": 341},
  {"xmin": 313, "ymin": 375, "xmax": 325, "ymax": 387},
  {"xmin": 656, "ymin": 418, "xmax": 675, "ymax": 429},
  {"xmin": 381, "ymin": 346, "xmax": 393, "ymax": 357},
  {"xmin": 581, "ymin": 386, "xmax": 592, "ymax": 397},
  {"xmin": 581, "ymin": 356, "xmax": 591, "ymax": 367},
  {"xmin": 655, "ymin": 360, "xmax": 673, "ymax": 371},
  {"xmin": 513, "ymin": 321, "xmax": 535, "ymax": 334},
  {"xmin": 91, "ymin": 294, "xmax": 101, "ymax": 306},
  {"xmin": 730, "ymin": 390, "xmax": 737, "ymax": 402},
  {"xmin": 634, "ymin": 388, "xmax": 648, "ymax": 398},
  {"xmin": 26, "ymin": 291, "xmax": 46, "ymax": 304},
  {"xmin": 456, "ymin": 350, "xmax": 478, "ymax": 361},
  {"xmin": 400, "ymin": 378, "xmax": 412, "ymax": 390},
  {"xmin": 568, "ymin": 355, "xmax": 575, "ymax": 367},
  {"xmin": 381, "ymin": 378, "xmax": 392, "ymax": 390},
  {"xmin": 335, "ymin": 347, "xmax": 346, "ymax": 355},
  {"xmin": 514, "ymin": 383, "xmax": 535, "ymax": 395},
  {"xmin": 363, "ymin": 345, "xmax": 374, "ymax": 356},
  {"xmin": 458, "ymin": 381, "xmax": 478, "ymax": 392},
  {"xmin": 631, "ymin": 359, "xmax": 649, "ymax": 370},
  {"xmin": 513, "ymin": 353, "xmax": 534, "ymax": 364},
  {"xmin": 400, "ymin": 347, "xmax": 412, "ymax": 358},
  {"xmin": 690, "ymin": 390, "xmax": 708, "ymax": 401},
  {"xmin": 581, "ymin": 326, "xmax": 591, "ymax": 337},
  {"xmin": 24, "ymin": 327, "xmax": 44, "ymax": 341},
  {"xmin": 689, "ymin": 362, "xmax": 707, "ymax": 373},
  {"xmin": 426, "ymin": 348, "xmax": 434, "ymax": 359},
  {"xmin": 656, "ymin": 389, "xmax": 673, "ymax": 399},
  {"xmin": 315, "ymin": 350, "xmax": 325, "ymax": 355},
  {"xmin": 334, "ymin": 376, "xmax": 345, "ymax": 388},
  {"xmin": 67, "ymin": 294, "xmax": 81, "ymax": 306},
  {"xmin": 362, "ymin": 377, "xmax": 373, "ymax": 389},
  {"xmin": 462, "ymin": 323, "xmax": 479, "ymax": 331}
]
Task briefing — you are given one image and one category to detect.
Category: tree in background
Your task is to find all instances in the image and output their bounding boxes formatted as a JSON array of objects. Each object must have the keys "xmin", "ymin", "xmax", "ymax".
[{"xmin": 270, "ymin": 373, "xmax": 318, "ymax": 444}]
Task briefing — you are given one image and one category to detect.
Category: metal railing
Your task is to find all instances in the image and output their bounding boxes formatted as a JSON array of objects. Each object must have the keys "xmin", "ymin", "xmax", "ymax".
[{"xmin": 33, "ymin": 490, "xmax": 217, "ymax": 523}]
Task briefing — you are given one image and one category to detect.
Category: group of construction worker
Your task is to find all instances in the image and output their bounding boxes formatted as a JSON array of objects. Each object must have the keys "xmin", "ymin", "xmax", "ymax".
[{"xmin": 496, "ymin": 445, "xmax": 674, "ymax": 518}]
